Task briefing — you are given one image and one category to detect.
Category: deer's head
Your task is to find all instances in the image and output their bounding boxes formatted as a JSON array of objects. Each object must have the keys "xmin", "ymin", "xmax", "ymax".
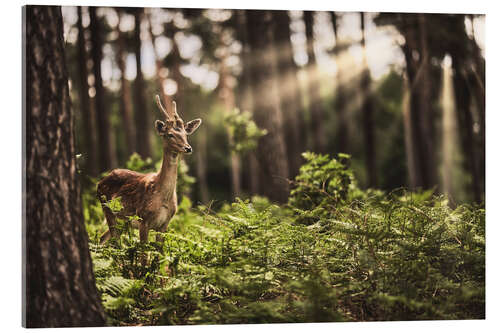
[{"xmin": 154, "ymin": 95, "xmax": 202, "ymax": 154}]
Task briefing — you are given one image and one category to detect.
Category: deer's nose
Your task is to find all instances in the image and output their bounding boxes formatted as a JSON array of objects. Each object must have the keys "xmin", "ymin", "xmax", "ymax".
[{"xmin": 184, "ymin": 146, "xmax": 192, "ymax": 153}]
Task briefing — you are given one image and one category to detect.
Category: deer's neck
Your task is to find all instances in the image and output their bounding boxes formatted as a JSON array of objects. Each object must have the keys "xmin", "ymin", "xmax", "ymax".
[{"xmin": 156, "ymin": 149, "xmax": 179, "ymax": 199}]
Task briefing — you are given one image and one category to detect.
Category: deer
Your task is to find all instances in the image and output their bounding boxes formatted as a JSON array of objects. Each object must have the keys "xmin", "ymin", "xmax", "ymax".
[{"xmin": 97, "ymin": 94, "xmax": 202, "ymax": 244}]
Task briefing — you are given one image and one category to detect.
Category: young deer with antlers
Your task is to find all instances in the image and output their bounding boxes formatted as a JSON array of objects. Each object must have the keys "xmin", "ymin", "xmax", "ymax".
[{"xmin": 97, "ymin": 95, "xmax": 202, "ymax": 244}]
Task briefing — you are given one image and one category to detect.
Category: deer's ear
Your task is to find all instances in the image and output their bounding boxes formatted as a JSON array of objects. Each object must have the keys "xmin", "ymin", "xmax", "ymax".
[
  {"xmin": 155, "ymin": 120, "xmax": 166, "ymax": 135},
  {"xmin": 185, "ymin": 118, "xmax": 202, "ymax": 135}
]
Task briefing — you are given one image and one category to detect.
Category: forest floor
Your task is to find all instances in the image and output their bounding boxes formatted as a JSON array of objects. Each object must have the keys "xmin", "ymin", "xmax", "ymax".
[{"xmin": 83, "ymin": 153, "xmax": 485, "ymax": 325}]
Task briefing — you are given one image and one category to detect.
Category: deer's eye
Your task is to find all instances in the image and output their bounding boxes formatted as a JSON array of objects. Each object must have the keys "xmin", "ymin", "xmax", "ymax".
[{"xmin": 167, "ymin": 133, "xmax": 174, "ymax": 138}]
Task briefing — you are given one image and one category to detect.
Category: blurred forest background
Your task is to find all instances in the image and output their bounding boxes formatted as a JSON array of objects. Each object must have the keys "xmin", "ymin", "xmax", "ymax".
[{"xmin": 61, "ymin": 7, "xmax": 485, "ymax": 205}]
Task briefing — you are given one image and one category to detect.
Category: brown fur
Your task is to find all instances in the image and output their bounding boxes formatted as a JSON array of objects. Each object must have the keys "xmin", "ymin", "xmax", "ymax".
[{"xmin": 97, "ymin": 163, "xmax": 178, "ymax": 243}]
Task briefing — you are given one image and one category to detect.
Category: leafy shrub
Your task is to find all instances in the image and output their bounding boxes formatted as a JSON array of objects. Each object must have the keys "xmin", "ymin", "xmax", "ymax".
[
  {"xmin": 223, "ymin": 108, "xmax": 267, "ymax": 154},
  {"xmin": 289, "ymin": 152, "xmax": 355, "ymax": 210}
]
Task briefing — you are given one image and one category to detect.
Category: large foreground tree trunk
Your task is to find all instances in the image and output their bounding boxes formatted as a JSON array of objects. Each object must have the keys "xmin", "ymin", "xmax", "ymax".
[
  {"xmin": 24, "ymin": 5, "xmax": 106, "ymax": 327},
  {"xmin": 246, "ymin": 10, "xmax": 289, "ymax": 202}
]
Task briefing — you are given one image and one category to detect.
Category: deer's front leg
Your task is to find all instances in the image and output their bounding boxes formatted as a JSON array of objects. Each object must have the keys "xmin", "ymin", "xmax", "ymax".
[
  {"xmin": 139, "ymin": 222, "xmax": 149, "ymax": 243},
  {"xmin": 155, "ymin": 222, "xmax": 169, "ymax": 243}
]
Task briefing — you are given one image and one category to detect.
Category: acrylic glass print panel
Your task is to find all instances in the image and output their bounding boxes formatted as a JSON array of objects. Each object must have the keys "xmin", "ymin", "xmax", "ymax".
[{"xmin": 23, "ymin": 4, "xmax": 485, "ymax": 327}]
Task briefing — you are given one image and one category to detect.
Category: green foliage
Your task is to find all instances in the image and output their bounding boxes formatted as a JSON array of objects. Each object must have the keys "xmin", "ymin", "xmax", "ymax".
[
  {"xmin": 223, "ymin": 108, "xmax": 267, "ymax": 154},
  {"xmin": 289, "ymin": 152, "xmax": 356, "ymax": 210},
  {"xmin": 84, "ymin": 154, "xmax": 484, "ymax": 325},
  {"xmin": 125, "ymin": 153, "xmax": 155, "ymax": 173}
]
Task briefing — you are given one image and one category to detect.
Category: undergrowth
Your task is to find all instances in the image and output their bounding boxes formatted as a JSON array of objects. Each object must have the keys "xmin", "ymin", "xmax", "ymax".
[{"xmin": 83, "ymin": 152, "xmax": 485, "ymax": 325}]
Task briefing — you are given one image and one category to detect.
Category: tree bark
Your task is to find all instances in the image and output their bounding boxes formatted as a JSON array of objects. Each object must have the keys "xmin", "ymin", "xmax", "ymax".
[
  {"xmin": 133, "ymin": 8, "xmax": 152, "ymax": 159},
  {"xmin": 89, "ymin": 6, "xmax": 117, "ymax": 171},
  {"xmin": 76, "ymin": 6, "xmax": 98, "ymax": 176},
  {"xmin": 360, "ymin": 13, "xmax": 377, "ymax": 188},
  {"xmin": 245, "ymin": 10, "xmax": 289, "ymax": 202},
  {"xmin": 272, "ymin": 10, "xmax": 304, "ymax": 178},
  {"xmin": 304, "ymin": 11, "xmax": 326, "ymax": 153},
  {"xmin": 116, "ymin": 10, "xmax": 136, "ymax": 158},
  {"xmin": 24, "ymin": 5, "xmax": 106, "ymax": 327}
]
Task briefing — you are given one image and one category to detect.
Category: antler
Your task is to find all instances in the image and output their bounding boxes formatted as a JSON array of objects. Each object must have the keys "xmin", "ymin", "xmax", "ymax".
[
  {"xmin": 172, "ymin": 101, "xmax": 182, "ymax": 122},
  {"xmin": 155, "ymin": 94, "xmax": 171, "ymax": 120},
  {"xmin": 155, "ymin": 94, "xmax": 182, "ymax": 122}
]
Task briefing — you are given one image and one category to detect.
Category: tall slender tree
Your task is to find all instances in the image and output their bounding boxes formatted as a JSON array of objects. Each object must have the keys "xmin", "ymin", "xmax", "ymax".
[
  {"xmin": 330, "ymin": 12, "xmax": 350, "ymax": 153},
  {"xmin": 414, "ymin": 14, "xmax": 437, "ymax": 189},
  {"xmin": 89, "ymin": 6, "xmax": 117, "ymax": 171},
  {"xmin": 447, "ymin": 15, "xmax": 483, "ymax": 203},
  {"xmin": 116, "ymin": 9, "xmax": 136, "ymax": 158},
  {"xmin": 360, "ymin": 13, "xmax": 377, "ymax": 187},
  {"xmin": 272, "ymin": 10, "xmax": 304, "ymax": 178},
  {"xmin": 219, "ymin": 44, "xmax": 242, "ymax": 198},
  {"xmin": 76, "ymin": 6, "xmax": 98, "ymax": 176},
  {"xmin": 245, "ymin": 9, "xmax": 289, "ymax": 202},
  {"xmin": 304, "ymin": 11, "xmax": 326, "ymax": 153},
  {"xmin": 25, "ymin": 5, "xmax": 106, "ymax": 327},
  {"xmin": 376, "ymin": 13, "xmax": 438, "ymax": 190},
  {"xmin": 132, "ymin": 8, "xmax": 152, "ymax": 159},
  {"xmin": 235, "ymin": 10, "xmax": 260, "ymax": 194}
]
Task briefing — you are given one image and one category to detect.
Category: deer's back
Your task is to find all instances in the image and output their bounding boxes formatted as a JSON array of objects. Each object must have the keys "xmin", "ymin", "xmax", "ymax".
[{"xmin": 97, "ymin": 169, "xmax": 157, "ymax": 217}]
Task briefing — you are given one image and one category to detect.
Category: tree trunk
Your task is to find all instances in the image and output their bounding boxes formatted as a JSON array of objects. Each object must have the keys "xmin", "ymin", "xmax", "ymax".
[
  {"xmin": 76, "ymin": 6, "xmax": 98, "ymax": 176},
  {"xmin": 400, "ymin": 26, "xmax": 423, "ymax": 188},
  {"xmin": 246, "ymin": 10, "xmax": 289, "ymax": 202},
  {"xmin": 360, "ymin": 13, "xmax": 377, "ymax": 188},
  {"xmin": 24, "ymin": 5, "xmax": 106, "ymax": 327},
  {"xmin": 195, "ymin": 126, "xmax": 210, "ymax": 203},
  {"xmin": 235, "ymin": 10, "xmax": 260, "ymax": 194},
  {"xmin": 165, "ymin": 15, "xmax": 184, "ymax": 106},
  {"xmin": 116, "ymin": 10, "xmax": 136, "ymax": 159},
  {"xmin": 447, "ymin": 15, "xmax": 483, "ymax": 203},
  {"xmin": 399, "ymin": 14, "xmax": 436, "ymax": 190},
  {"xmin": 441, "ymin": 57, "xmax": 458, "ymax": 203},
  {"xmin": 330, "ymin": 12, "xmax": 350, "ymax": 153},
  {"xmin": 402, "ymin": 75, "xmax": 418, "ymax": 189},
  {"xmin": 89, "ymin": 6, "xmax": 117, "ymax": 172},
  {"xmin": 304, "ymin": 11, "xmax": 326, "ymax": 153},
  {"xmin": 133, "ymin": 8, "xmax": 152, "ymax": 159},
  {"xmin": 145, "ymin": 9, "xmax": 173, "ymax": 108},
  {"xmin": 452, "ymin": 56, "xmax": 482, "ymax": 203},
  {"xmin": 272, "ymin": 10, "xmax": 304, "ymax": 178},
  {"xmin": 415, "ymin": 14, "xmax": 437, "ymax": 189},
  {"xmin": 219, "ymin": 41, "xmax": 242, "ymax": 198}
]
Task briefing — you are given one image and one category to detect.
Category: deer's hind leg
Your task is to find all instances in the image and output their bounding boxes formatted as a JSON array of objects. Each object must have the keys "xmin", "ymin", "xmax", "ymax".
[
  {"xmin": 100, "ymin": 204, "xmax": 119, "ymax": 244},
  {"xmin": 139, "ymin": 222, "xmax": 150, "ymax": 243}
]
